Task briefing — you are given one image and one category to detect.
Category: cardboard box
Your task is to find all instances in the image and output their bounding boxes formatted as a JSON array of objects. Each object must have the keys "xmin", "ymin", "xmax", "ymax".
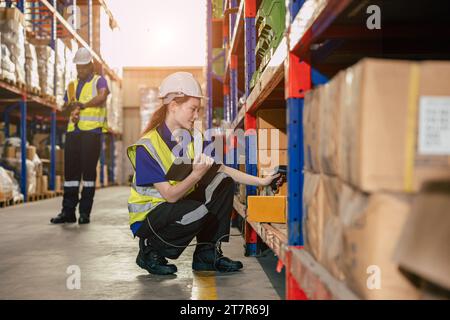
[
  {"xmin": 302, "ymin": 172, "xmax": 325, "ymax": 261},
  {"xmin": 319, "ymin": 72, "xmax": 344, "ymax": 176},
  {"xmin": 339, "ymin": 59, "xmax": 450, "ymax": 192},
  {"xmin": 0, "ymin": 7, "xmax": 25, "ymax": 26},
  {"xmin": 56, "ymin": 148, "xmax": 64, "ymax": 176},
  {"xmin": 257, "ymin": 149, "xmax": 287, "ymax": 175},
  {"xmin": 321, "ymin": 175, "xmax": 345, "ymax": 281},
  {"xmin": 41, "ymin": 175, "xmax": 48, "ymax": 194},
  {"xmin": 247, "ymin": 195, "xmax": 286, "ymax": 223},
  {"xmin": 340, "ymin": 185, "xmax": 420, "ymax": 299},
  {"xmin": 32, "ymin": 133, "xmax": 49, "ymax": 158},
  {"xmin": 394, "ymin": 181, "xmax": 450, "ymax": 292},
  {"xmin": 304, "ymin": 87, "xmax": 322, "ymax": 173},
  {"xmin": 35, "ymin": 176, "xmax": 42, "ymax": 195},
  {"xmin": 257, "ymin": 128, "xmax": 287, "ymax": 150},
  {"xmin": 5, "ymin": 146, "xmax": 17, "ymax": 159},
  {"xmin": 27, "ymin": 146, "xmax": 36, "ymax": 161},
  {"xmin": 55, "ymin": 176, "xmax": 62, "ymax": 192},
  {"xmin": 257, "ymin": 108, "xmax": 287, "ymax": 150},
  {"xmin": 256, "ymin": 109, "xmax": 286, "ymax": 130}
]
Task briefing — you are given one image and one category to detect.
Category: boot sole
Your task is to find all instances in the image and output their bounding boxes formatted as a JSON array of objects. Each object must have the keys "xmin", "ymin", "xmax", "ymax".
[
  {"xmin": 50, "ymin": 220, "xmax": 76, "ymax": 224},
  {"xmin": 192, "ymin": 262, "xmax": 243, "ymax": 272}
]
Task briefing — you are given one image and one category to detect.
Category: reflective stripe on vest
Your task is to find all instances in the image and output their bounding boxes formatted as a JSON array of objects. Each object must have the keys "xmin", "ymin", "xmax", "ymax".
[
  {"xmin": 127, "ymin": 128, "xmax": 199, "ymax": 226},
  {"xmin": 66, "ymin": 75, "xmax": 108, "ymax": 132}
]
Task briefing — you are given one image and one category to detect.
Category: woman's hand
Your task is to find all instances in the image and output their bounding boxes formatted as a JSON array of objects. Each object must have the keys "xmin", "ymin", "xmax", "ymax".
[
  {"xmin": 192, "ymin": 154, "xmax": 214, "ymax": 179},
  {"xmin": 258, "ymin": 173, "xmax": 281, "ymax": 187}
]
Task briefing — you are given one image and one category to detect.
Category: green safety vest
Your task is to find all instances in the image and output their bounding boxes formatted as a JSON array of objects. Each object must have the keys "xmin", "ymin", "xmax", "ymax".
[
  {"xmin": 66, "ymin": 75, "xmax": 108, "ymax": 133},
  {"xmin": 126, "ymin": 128, "xmax": 198, "ymax": 226}
]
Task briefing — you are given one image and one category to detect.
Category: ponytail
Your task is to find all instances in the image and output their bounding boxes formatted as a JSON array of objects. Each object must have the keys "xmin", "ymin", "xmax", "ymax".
[
  {"xmin": 142, "ymin": 96, "xmax": 191, "ymax": 135},
  {"xmin": 142, "ymin": 104, "xmax": 167, "ymax": 134}
]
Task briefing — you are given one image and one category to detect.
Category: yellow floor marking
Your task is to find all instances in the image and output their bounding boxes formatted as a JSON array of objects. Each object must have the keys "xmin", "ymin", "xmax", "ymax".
[{"xmin": 191, "ymin": 271, "xmax": 218, "ymax": 300}]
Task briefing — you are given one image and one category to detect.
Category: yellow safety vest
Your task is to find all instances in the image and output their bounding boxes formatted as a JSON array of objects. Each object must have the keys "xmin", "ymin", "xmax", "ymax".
[
  {"xmin": 127, "ymin": 128, "xmax": 199, "ymax": 226},
  {"xmin": 66, "ymin": 74, "xmax": 108, "ymax": 133}
]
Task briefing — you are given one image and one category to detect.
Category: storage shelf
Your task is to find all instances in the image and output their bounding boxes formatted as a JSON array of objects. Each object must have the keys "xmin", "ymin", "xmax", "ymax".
[
  {"xmin": 209, "ymin": 0, "xmax": 450, "ymax": 300},
  {"xmin": 0, "ymin": 80, "xmax": 57, "ymax": 111},
  {"xmin": 246, "ymin": 37, "xmax": 287, "ymax": 114},
  {"xmin": 231, "ymin": 105, "xmax": 245, "ymax": 130},
  {"xmin": 289, "ymin": 248, "xmax": 359, "ymax": 300},
  {"xmin": 289, "ymin": 0, "xmax": 351, "ymax": 55},
  {"xmin": 224, "ymin": 0, "xmax": 244, "ymax": 77},
  {"xmin": 40, "ymin": 0, "xmax": 121, "ymax": 83}
]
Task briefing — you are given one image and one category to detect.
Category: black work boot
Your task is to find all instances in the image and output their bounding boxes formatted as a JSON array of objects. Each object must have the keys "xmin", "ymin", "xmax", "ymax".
[
  {"xmin": 50, "ymin": 212, "xmax": 76, "ymax": 224},
  {"xmin": 78, "ymin": 213, "xmax": 90, "ymax": 224},
  {"xmin": 192, "ymin": 243, "xmax": 243, "ymax": 272},
  {"xmin": 136, "ymin": 238, "xmax": 177, "ymax": 275}
]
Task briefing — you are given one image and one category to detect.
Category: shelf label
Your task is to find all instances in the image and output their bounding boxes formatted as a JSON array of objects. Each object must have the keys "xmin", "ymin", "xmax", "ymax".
[{"xmin": 418, "ymin": 96, "xmax": 450, "ymax": 155}]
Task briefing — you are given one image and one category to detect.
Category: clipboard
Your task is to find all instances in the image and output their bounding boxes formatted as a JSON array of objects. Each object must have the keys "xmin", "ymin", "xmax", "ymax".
[{"xmin": 165, "ymin": 159, "xmax": 221, "ymax": 186}]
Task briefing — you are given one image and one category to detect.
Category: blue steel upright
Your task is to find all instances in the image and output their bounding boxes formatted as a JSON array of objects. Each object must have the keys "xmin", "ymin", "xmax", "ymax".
[
  {"xmin": 110, "ymin": 134, "xmax": 115, "ymax": 184},
  {"xmin": 20, "ymin": 98, "xmax": 27, "ymax": 200},
  {"xmin": 244, "ymin": 1, "xmax": 257, "ymax": 198},
  {"xmin": 100, "ymin": 134, "xmax": 105, "ymax": 186},
  {"xmin": 287, "ymin": 98, "xmax": 303, "ymax": 246},
  {"xmin": 206, "ymin": 0, "xmax": 213, "ymax": 129},
  {"xmin": 50, "ymin": 110, "xmax": 56, "ymax": 191}
]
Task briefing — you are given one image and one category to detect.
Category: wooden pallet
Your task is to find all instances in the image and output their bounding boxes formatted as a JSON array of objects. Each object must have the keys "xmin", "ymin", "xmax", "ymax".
[
  {"xmin": 16, "ymin": 81, "xmax": 26, "ymax": 90},
  {"xmin": 27, "ymin": 193, "xmax": 39, "ymax": 202},
  {"xmin": 42, "ymin": 94, "xmax": 57, "ymax": 103},
  {"xmin": 0, "ymin": 198, "xmax": 13, "ymax": 208},
  {"xmin": 27, "ymin": 86, "xmax": 41, "ymax": 96},
  {"xmin": 0, "ymin": 197, "xmax": 23, "ymax": 208},
  {"xmin": 0, "ymin": 76, "xmax": 15, "ymax": 86}
]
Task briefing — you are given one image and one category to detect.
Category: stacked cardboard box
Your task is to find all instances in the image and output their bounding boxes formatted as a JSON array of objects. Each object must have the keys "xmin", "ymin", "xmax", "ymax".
[
  {"xmin": 302, "ymin": 58, "xmax": 450, "ymax": 299},
  {"xmin": 256, "ymin": 108, "xmax": 287, "ymax": 175},
  {"xmin": 247, "ymin": 109, "xmax": 288, "ymax": 223},
  {"xmin": 394, "ymin": 181, "xmax": 450, "ymax": 298}
]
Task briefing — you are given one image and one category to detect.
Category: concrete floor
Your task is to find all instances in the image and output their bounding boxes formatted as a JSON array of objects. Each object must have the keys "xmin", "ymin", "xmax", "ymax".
[{"xmin": 0, "ymin": 187, "xmax": 282, "ymax": 300}]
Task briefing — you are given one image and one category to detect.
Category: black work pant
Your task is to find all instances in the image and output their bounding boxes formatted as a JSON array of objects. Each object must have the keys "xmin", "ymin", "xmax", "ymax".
[
  {"xmin": 136, "ymin": 172, "xmax": 235, "ymax": 259},
  {"xmin": 61, "ymin": 131, "xmax": 102, "ymax": 216}
]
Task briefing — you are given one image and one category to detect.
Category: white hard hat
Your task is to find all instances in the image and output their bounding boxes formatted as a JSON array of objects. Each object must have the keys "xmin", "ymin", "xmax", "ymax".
[
  {"xmin": 73, "ymin": 47, "xmax": 93, "ymax": 65},
  {"xmin": 159, "ymin": 72, "xmax": 206, "ymax": 104}
]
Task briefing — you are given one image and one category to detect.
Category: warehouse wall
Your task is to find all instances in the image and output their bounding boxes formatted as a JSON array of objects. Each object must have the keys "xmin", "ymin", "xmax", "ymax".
[{"xmin": 121, "ymin": 67, "xmax": 205, "ymax": 183}]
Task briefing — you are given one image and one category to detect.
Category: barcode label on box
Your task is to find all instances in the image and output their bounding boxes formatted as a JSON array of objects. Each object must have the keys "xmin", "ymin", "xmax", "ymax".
[{"xmin": 418, "ymin": 96, "xmax": 450, "ymax": 155}]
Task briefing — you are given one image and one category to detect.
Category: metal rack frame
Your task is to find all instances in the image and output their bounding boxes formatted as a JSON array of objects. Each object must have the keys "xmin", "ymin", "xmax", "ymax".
[
  {"xmin": 206, "ymin": 0, "xmax": 450, "ymax": 299},
  {"xmin": 1, "ymin": 0, "xmax": 121, "ymax": 202}
]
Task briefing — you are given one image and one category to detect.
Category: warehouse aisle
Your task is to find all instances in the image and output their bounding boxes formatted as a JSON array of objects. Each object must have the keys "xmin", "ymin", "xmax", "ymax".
[{"xmin": 0, "ymin": 187, "xmax": 281, "ymax": 300}]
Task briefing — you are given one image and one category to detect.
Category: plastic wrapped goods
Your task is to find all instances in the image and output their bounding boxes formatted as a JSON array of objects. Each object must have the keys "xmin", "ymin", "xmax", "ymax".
[
  {"xmin": 0, "ymin": 166, "xmax": 14, "ymax": 200},
  {"xmin": 1, "ymin": 43, "xmax": 16, "ymax": 82},
  {"xmin": 24, "ymin": 43, "xmax": 40, "ymax": 91},
  {"xmin": 36, "ymin": 45, "xmax": 55, "ymax": 97},
  {"xmin": 0, "ymin": 19, "xmax": 25, "ymax": 85},
  {"xmin": 140, "ymin": 87, "xmax": 159, "ymax": 133}
]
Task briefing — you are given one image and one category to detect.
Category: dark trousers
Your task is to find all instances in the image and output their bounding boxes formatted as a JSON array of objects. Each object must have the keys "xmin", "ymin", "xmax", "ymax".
[
  {"xmin": 136, "ymin": 172, "xmax": 235, "ymax": 259},
  {"xmin": 61, "ymin": 131, "xmax": 102, "ymax": 216}
]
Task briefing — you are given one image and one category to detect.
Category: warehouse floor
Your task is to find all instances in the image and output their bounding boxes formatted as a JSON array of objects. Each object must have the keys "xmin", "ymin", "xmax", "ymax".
[{"xmin": 0, "ymin": 187, "xmax": 283, "ymax": 300}]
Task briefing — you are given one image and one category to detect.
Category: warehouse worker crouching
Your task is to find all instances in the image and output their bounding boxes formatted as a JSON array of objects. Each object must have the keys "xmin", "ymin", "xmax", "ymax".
[
  {"xmin": 127, "ymin": 72, "xmax": 280, "ymax": 275},
  {"xmin": 50, "ymin": 48, "xmax": 110, "ymax": 225}
]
